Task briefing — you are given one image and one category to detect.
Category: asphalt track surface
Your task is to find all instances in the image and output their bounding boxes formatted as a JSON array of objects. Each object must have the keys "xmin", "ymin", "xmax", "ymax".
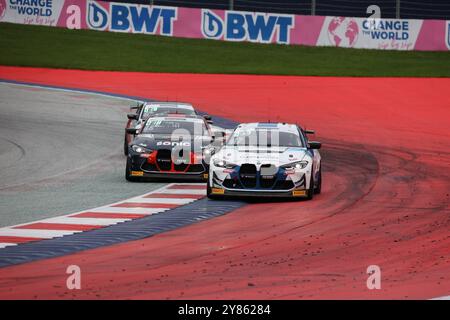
[
  {"xmin": 0, "ymin": 67, "xmax": 449, "ymax": 299},
  {"xmin": 0, "ymin": 83, "xmax": 167, "ymax": 227}
]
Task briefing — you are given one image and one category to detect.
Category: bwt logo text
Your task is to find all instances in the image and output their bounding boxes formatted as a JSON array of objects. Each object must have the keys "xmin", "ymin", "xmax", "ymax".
[
  {"xmin": 87, "ymin": 1, "xmax": 177, "ymax": 35},
  {"xmin": 202, "ymin": 9, "xmax": 294, "ymax": 44}
]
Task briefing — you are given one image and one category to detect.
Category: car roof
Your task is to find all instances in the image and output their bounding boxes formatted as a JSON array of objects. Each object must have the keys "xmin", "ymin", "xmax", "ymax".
[
  {"xmin": 146, "ymin": 115, "xmax": 205, "ymax": 123},
  {"xmin": 143, "ymin": 102, "xmax": 194, "ymax": 110},
  {"xmin": 235, "ymin": 122, "xmax": 300, "ymax": 134}
]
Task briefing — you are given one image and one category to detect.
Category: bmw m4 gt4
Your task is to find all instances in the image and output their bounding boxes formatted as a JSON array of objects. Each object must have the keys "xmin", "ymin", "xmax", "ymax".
[
  {"xmin": 124, "ymin": 101, "xmax": 213, "ymax": 155},
  {"xmin": 208, "ymin": 122, "xmax": 322, "ymax": 200},
  {"xmin": 125, "ymin": 115, "xmax": 222, "ymax": 181}
]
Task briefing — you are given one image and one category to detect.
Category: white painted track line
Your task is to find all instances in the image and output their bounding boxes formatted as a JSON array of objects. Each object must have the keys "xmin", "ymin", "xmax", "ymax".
[
  {"xmin": 126, "ymin": 197, "xmax": 195, "ymax": 205},
  {"xmin": 0, "ymin": 229, "xmax": 81, "ymax": 239},
  {"xmin": 431, "ymin": 295, "xmax": 450, "ymax": 300},
  {"xmin": 41, "ymin": 216, "xmax": 131, "ymax": 226},
  {"xmin": 0, "ymin": 243, "xmax": 17, "ymax": 249},
  {"xmin": 86, "ymin": 207, "xmax": 166, "ymax": 214},
  {"xmin": 162, "ymin": 189, "xmax": 206, "ymax": 195}
]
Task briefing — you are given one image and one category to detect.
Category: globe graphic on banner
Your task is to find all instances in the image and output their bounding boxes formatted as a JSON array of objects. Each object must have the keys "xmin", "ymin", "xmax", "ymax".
[
  {"xmin": 327, "ymin": 17, "xmax": 359, "ymax": 47},
  {"xmin": 0, "ymin": 0, "xmax": 6, "ymax": 19}
]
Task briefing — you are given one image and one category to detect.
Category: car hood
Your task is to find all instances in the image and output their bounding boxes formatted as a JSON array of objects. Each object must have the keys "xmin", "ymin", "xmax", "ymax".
[{"xmin": 215, "ymin": 146, "xmax": 308, "ymax": 166}]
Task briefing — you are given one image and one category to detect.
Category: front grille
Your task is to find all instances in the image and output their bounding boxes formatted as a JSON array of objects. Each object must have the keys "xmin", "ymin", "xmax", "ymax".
[
  {"xmin": 273, "ymin": 180, "xmax": 295, "ymax": 190},
  {"xmin": 156, "ymin": 149, "xmax": 171, "ymax": 171},
  {"xmin": 239, "ymin": 164, "xmax": 257, "ymax": 188},
  {"xmin": 141, "ymin": 163, "xmax": 158, "ymax": 172},
  {"xmin": 260, "ymin": 175, "xmax": 276, "ymax": 188},
  {"xmin": 174, "ymin": 162, "xmax": 188, "ymax": 171},
  {"xmin": 187, "ymin": 164, "xmax": 205, "ymax": 173},
  {"xmin": 260, "ymin": 164, "xmax": 277, "ymax": 188},
  {"xmin": 223, "ymin": 178, "xmax": 242, "ymax": 189}
]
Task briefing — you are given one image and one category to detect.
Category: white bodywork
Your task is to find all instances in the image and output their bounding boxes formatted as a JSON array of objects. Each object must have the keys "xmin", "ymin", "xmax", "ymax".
[{"xmin": 209, "ymin": 123, "xmax": 321, "ymax": 195}]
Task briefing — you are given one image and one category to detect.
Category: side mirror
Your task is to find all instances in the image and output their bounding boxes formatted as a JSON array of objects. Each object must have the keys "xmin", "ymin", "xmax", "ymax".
[
  {"xmin": 126, "ymin": 128, "xmax": 138, "ymax": 135},
  {"xmin": 127, "ymin": 113, "xmax": 138, "ymax": 120},
  {"xmin": 308, "ymin": 141, "xmax": 321, "ymax": 149},
  {"xmin": 203, "ymin": 115, "xmax": 213, "ymax": 125},
  {"xmin": 305, "ymin": 129, "xmax": 315, "ymax": 134},
  {"xmin": 213, "ymin": 131, "xmax": 225, "ymax": 139}
]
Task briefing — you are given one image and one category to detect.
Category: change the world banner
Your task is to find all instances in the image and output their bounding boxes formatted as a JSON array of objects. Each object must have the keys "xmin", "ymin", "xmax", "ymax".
[{"xmin": 0, "ymin": 0, "xmax": 448, "ymax": 51}]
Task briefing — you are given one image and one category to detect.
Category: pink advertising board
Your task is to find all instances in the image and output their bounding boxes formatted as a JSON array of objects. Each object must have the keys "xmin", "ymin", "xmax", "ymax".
[{"xmin": 1, "ymin": 0, "xmax": 448, "ymax": 51}]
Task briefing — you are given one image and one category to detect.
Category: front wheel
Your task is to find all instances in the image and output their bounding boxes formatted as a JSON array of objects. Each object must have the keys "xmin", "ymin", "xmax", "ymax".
[
  {"xmin": 306, "ymin": 173, "xmax": 314, "ymax": 200},
  {"xmin": 206, "ymin": 175, "xmax": 219, "ymax": 199},
  {"xmin": 125, "ymin": 157, "xmax": 139, "ymax": 182},
  {"xmin": 314, "ymin": 165, "xmax": 322, "ymax": 194},
  {"xmin": 123, "ymin": 133, "xmax": 129, "ymax": 156}
]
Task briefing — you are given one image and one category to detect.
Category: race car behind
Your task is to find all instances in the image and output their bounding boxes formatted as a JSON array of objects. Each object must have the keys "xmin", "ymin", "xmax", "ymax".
[
  {"xmin": 125, "ymin": 115, "xmax": 222, "ymax": 181},
  {"xmin": 124, "ymin": 101, "xmax": 213, "ymax": 155}
]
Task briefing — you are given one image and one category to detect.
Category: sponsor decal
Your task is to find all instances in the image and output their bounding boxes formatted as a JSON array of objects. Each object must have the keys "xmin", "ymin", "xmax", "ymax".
[
  {"xmin": 3, "ymin": 0, "xmax": 62, "ymax": 25},
  {"xmin": 201, "ymin": 9, "xmax": 294, "ymax": 44},
  {"xmin": 131, "ymin": 171, "xmax": 144, "ymax": 176},
  {"xmin": 0, "ymin": 0, "xmax": 445, "ymax": 51},
  {"xmin": 292, "ymin": 190, "xmax": 306, "ymax": 196},
  {"xmin": 9, "ymin": 0, "xmax": 53, "ymax": 17},
  {"xmin": 86, "ymin": 0, "xmax": 177, "ymax": 35},
  {"xmin": 319, "ymin": 16, "xmax": 421, "ymax": 50},
  {"xmin": 446, "ymin": 21, "xmax": 450, "ymax": 50},
  {"xmin": 157, "ymin": 141, "xmax": 191, "ymax": 146},
  {"xmin": 211, "ymin": 188, "xmax": 225, "ymax": 194},
  {"xmin": 327, "ymin": 17, "xmax": 359, "ymax": 47}
]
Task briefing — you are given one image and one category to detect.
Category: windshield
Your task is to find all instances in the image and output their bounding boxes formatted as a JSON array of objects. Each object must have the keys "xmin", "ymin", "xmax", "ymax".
[
  {"xmin": 142, "ymin": 119, "xmax": 208, "ymax": 136},
  {"xmin": 141, "ymin": 105, "xmax": 195, "ymax": 119},
  {"xmin": 227, "ymin": 129, "xmax": 303, "ymax": 147}
]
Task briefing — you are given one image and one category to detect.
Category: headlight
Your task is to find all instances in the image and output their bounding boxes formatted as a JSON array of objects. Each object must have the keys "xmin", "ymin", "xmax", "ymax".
[
  {"xmin": 281, "ymin": 160, "xmax": 309, "ymax": 170},
  {"xmin": 132, "ymin": 145, "xmax": 152, "ymax": 153},
  {"xmin": 202, "ymin": 146, "xmax": 215, "ymax": 156},
  {"xmin": 213, "ymin": 159, "xmax": 237, "ymax": 169}
]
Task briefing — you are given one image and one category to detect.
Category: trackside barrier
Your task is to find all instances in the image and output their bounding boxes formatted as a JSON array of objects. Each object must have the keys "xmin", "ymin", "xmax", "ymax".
[{"xmin": 0, "ymin": 0, "xmax": 448, "ymax": 51}]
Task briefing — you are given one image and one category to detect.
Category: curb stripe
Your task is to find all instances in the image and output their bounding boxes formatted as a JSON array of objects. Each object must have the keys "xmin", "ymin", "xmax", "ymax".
[
  {"xmin": 0, "ymin": 236, "xmax": 45, "ymax": 243},
  {"xmin": 14, "ymin": 223, "xmax": 102, "ymax": 231},
  {"xmin": 0, "ymin": 183, "xmax": 208, "ymax": 249},
  {"xmin": 125, "ymin": 198, "xmax": 194, "ymax": 205},
  {"xmin": 168, "ymin": 185, "xmax": 206, "ymax": 190},
  {"xmin": 40, "ymin": 217, "xmax": 130, "ymax": 226},
  {"xmin": 0, "ymin": 229, "xmax": 80, "ymax": 239},
  {"xmin": 161, "ymin": 189, "xmax": 206, "ymax": 195},
  {"xmin": 144, "ymin": 193, "xmax": 203, "ymax": 199},
  {"xmin": 112, "ymin": 203, "xmax": 178, "ymax": 209},
  {"xmin": 72, "ymin": 212, "xmax": 146, "ymax": 219},
  {"xmin": 87, "ymin": 207, "xmax": 165, "ymax": 214},
  {"xmin": 0, "ymin": 243, "xmax": 17, "ymax": 249}
]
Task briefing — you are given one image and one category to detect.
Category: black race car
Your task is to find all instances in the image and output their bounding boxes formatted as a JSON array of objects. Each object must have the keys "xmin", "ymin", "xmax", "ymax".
[
  {"xmin": 125, "ymin": 115, "xmax": 222, "ymax": 181},
  {"xmin": 124, "ymin": 101, "xmax": 213, "ymax": 155}
]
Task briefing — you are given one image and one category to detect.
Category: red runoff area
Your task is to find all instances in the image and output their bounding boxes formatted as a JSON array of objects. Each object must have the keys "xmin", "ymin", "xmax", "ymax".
[{"xmin": 0, "ymin": 66, "xmax": 449, "ymax": 299}]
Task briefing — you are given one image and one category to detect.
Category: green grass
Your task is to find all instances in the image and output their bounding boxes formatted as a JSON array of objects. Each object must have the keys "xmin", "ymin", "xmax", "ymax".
[{"xmin": 1, "ymin": 22, "xmax": 449, "ymax": 77}]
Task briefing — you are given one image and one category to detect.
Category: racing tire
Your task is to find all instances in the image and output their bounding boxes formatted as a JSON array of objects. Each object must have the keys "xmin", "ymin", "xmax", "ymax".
[
  {"xmin": 123, "ymin": 133, "xmax": 129, "ymax": 156},
  {"xmin": 306, "ymin": 174, "xmax": 314, "ymax": 200},
  {"xmin": 206, "ymin": 176, "xmax": 220, "ymax": 200},
  {"xmin": 314, "ymin": 165, "xmax": 322, "ymax": 194},
  {"xmin": 125, "ymin": 157, "xmax": 139, "ymax": 182}
]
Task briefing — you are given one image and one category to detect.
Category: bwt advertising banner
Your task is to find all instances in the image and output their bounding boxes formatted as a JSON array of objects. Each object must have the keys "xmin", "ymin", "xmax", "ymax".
[{"xmin": 0, "ymin": 0, "xmax": 448, "ymax": 51}]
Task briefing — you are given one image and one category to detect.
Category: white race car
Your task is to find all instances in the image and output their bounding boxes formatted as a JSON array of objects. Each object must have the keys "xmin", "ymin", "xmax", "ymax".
[{"xmin": 207, "ymin": 122, "xmax": 322, "ymax": 200}]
